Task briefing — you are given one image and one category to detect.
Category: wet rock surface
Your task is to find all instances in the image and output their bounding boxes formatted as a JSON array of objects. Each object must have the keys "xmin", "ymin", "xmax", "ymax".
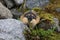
[
  {"xmin": 0, "ymin": 2, "xmax": 13, "ymax": 19},
  {"xmin": 0, "ymin": 19, "xmax": 27, "ymax": 40}
]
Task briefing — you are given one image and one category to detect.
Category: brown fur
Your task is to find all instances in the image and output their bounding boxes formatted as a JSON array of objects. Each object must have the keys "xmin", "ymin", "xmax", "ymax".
[{"xmin": 20, "ymin": 10, "xmax": 40, "ymax": 27}]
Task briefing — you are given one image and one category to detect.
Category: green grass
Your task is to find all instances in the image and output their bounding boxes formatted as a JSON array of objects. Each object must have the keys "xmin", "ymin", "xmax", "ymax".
[{"xmin": 24, "ymin": 26, "xmax": 60, "ymax": 40}]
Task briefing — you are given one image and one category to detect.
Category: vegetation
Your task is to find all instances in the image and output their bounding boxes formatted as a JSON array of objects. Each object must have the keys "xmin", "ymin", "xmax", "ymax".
[
  {"xmin": 22, "ymin": 0, "xmax": 60, "ymax": 40},
  {"xmin": 24, "ymin": 27, "xmax": 57, "ymax": 40}
]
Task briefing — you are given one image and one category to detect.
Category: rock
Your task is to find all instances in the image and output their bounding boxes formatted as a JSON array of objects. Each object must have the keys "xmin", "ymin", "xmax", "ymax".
[
  {"xmin": 4, "ymin": 0, "xmax": 14, "ymax": 8},
  {"xmin": 0, "ymin": 0, "xmax": 4, "ymax": 3},
  {"xmin": 0, "ymin": 2, "xmax": 13, "ymax": 19},
  {"xmin": 56, "ymin": 8, "xmax": 60, "ymax": 12},
  {"xmin": 53, "ymin": 18, "xmax": 59, "ymax": 28},
  {"xmin": 10, "ymin": 8, "xmax": 23, "ymax": 19},
  {"xmin": 53, "ymin": 18, "xmax": 60, "ymax": 32},
  {"xmin": 36, "ymin": 19, "xmax": 54, "ymax": 30},
  {"xmin": 4, "ymin": 0, "xmax": 24, "ymax": 8},
  {"xmin": 0, "ymin": 0, "xmax": 6, "ymax": 6},
  {"xmin": 25, "ymin": 0, "xmax": 49, "ymax": 9},
  {"xmin": 36, "ymin": 18, "xmax": 60, "ymax": 30},
  {"xmin": 0, "ymin": 19, "xmax": 27, "ymax": 40},
  {"xmin": 14, "ymin": 0, "xmax": 24, "ymax": 6}
]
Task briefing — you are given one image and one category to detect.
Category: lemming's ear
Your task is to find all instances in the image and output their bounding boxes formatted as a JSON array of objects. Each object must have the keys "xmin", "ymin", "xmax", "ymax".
[
  {"xmin": 31, "ymin": 10, "xmax": 37, "ymax": 14},
  {"xmin": 20, "ymin": 15, "xmax": 28, "ymax": 24}
]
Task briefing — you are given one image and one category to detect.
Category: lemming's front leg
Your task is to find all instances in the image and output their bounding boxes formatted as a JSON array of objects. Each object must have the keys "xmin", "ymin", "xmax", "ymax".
[
  {"xmin": 30, "ymin": 16, "xmax": 40, "ymax": 28},
  {"xmin": 20, "ymin": 15, "xmax": 28, "ymax": 24}
]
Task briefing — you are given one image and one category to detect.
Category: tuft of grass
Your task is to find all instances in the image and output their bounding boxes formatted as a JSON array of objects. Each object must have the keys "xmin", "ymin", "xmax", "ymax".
[{"xmin": 24, "ymin": 26, "xmax": 56, "ymax": 40}]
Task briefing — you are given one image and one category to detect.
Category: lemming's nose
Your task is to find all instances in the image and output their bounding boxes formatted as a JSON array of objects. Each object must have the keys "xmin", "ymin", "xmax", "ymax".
[{"xmin": 28, "ymin": 15, "xmax": 33, "ymax": 21}]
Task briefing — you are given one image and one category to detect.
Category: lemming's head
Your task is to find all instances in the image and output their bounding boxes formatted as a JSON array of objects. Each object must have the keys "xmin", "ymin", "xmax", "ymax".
[{"xmin": 24, "ymin": 11, "xmax": 37, "ymax": 21}]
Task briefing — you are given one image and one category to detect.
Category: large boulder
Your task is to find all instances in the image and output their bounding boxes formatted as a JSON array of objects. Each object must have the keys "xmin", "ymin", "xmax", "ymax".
[
  {"xmin": 0, "ymin": 19, "xmax": 27, "ymax": 40},
  {"xmin": 25, "ymin": 0, "xmax": 49, "ymax": 9},
  {"xmin": 0, "ymin": 2, "xmax": 13, "ymax": 19}
]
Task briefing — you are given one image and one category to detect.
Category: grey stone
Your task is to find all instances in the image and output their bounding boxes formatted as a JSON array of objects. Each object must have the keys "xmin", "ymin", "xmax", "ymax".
[
  {"xmin": 37, "ymin": 18, "xmax": 60, "ymax": 30},
  {"xmin": 11, "ymin": 8, "xmax": 23, "ymax": 19},
  {"xmin": 56, "ymin": 8, "xmax": 60, "ymax": 12},
  {"xmin": 53, "ymin": 18, "xmax": 60, "ymax": 32},
  {"xmin": 4, "ymin": 0, "xmax": 14, "ymax": 8},
  {"xmin": 53, "ymin": 18, "xmax": 59, "ymax": 28},
  {"xmin": 37, "ymin": 19, "xmax": 53, "ymax": 30},
  {"xmin": 25, "ymin": 0, "xmax": 49, "ymax": 9},
  {"xmin": 0, "ymin": 19, "xmax": 27, "ymax": 40},
  {"xmin": 4, "ymin": 0, "xmax": 24, "ymax": 8},
  {"xmin": 14, "ymin": 0, "xmax": 24, "ymax": 5},
  {"xmin": 0, "ymin": 0, "xmax": 4, "ymax": 3},
  {"xmin": 0, "ymin": 2, "xmax": 13, "ymax": 19}
]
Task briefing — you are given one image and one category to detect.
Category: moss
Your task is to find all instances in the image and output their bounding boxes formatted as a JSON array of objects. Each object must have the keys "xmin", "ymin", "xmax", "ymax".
[
  {"xmin": 32, "ymin": 7, "xmax": 42, "ymax": 14},
  {"xmin": 39, "ymin": 13, "xmax": 55, "ymax": 23}
]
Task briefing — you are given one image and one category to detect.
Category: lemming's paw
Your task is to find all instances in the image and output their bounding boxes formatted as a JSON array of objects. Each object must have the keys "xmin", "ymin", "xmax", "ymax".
[
  {"xmin": 30, "ymin": 19, "xmax": 38, "ymax": 26},
  {"xmin": 20, "ymin": 15, "xmax": 28, "ymax": 24},
  {"xmin": 22, "ymin": 17, "xmax": 28, "ymax": 24},
  {"xmin": 30, "ymin": 16, "xmax": 40, "ymax": 28}
]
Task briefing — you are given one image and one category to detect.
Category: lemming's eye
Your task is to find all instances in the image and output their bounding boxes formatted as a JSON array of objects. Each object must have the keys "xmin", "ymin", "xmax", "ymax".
[{"xmin": 25, "ymin": 14, "xmax": 28, "ymax": 17}]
